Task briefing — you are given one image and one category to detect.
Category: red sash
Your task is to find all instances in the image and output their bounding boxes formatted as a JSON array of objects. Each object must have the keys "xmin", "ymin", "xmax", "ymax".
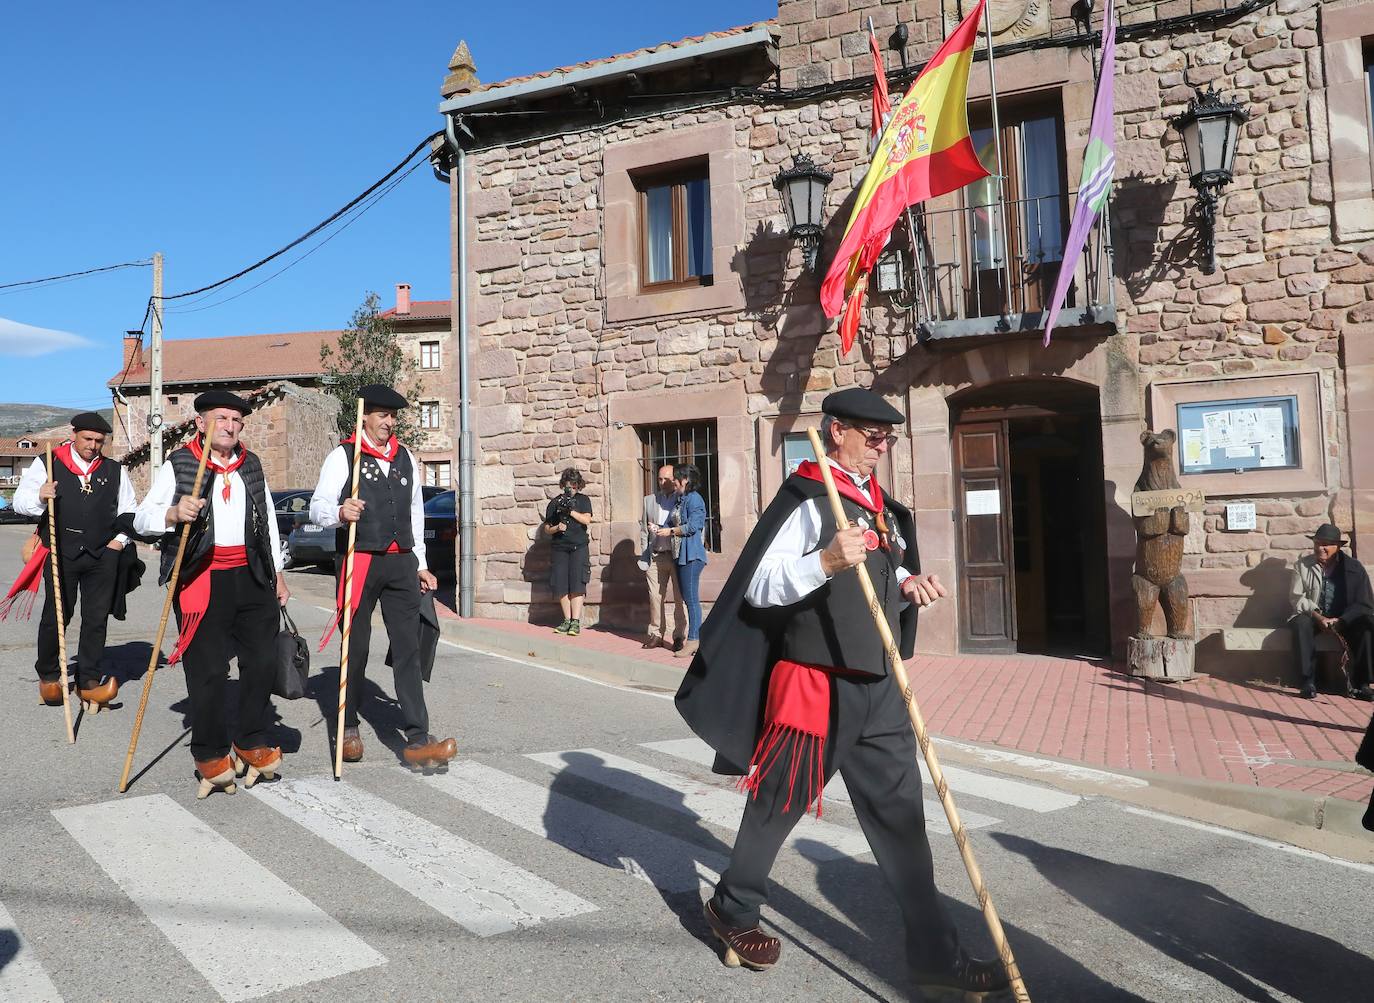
[
  {"xmin": 0, "ymin": 540, "xmax": 50, "ymax": 620},
  {"xmin": 166, "ymin": 546, "xmax": 247, "ymax": 665},
  {"xmin": 738, "ymin": 659, "xmax": 839, "ymax": 819}
]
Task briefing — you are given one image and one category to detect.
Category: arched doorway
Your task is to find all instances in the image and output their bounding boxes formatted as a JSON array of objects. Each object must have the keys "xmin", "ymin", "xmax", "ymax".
[{"xmin": 949, "ymin": 378, "xmax": 1110, "ymax": 656}]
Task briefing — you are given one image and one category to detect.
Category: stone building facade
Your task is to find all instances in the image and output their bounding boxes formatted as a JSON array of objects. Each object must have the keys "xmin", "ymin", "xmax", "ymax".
[
  {"xmin": 440, "ymin": 0, "xmax": 1374, "ymax": 681},
  {"xmin": 384, "ymin": 284, "xmax": 458, "ymax": 487}
]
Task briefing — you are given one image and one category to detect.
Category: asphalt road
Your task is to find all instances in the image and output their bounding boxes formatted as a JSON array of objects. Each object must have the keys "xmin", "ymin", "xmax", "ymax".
[{"xmin": 1, "ymin": 524, "xmax": 1372, "ymax": 1003}]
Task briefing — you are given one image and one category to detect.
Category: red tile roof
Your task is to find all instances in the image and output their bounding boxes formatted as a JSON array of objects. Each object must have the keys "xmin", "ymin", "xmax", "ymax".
[
  {"xmin": 472, "ymin": 22, "xmax": 773, "ymax": 95},
  {"xmin": 108, "ymin": 330, "xmax": 341, "ymax": 388},
  {"xmin": 0, "ymin": 436, "xmax": 62, "ymax": 457},
  {"xmin": 381, "ymin": 299, "xmax": 451, "ymax": 322}
]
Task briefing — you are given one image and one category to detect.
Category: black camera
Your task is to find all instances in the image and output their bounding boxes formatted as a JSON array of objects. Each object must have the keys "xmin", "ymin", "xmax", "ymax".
[{"xmin": 548, "ymin": 490, "xmax": 575, "ymax": 525}]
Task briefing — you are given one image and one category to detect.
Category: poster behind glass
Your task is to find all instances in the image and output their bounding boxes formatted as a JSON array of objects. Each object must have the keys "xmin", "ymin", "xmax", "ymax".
[{"xmin": 1175, "ymin": 395, "xmax": 1299, "ymax": 475}]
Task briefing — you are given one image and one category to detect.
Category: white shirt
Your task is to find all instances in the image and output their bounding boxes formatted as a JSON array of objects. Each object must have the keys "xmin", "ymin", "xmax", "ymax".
[
  {"xmin": 133, "ymin": 455, "xmax": 284, "ymax": 572},
  {"xmin": 308, "ymin": 434, "xmax": 427, "ymax": 570},
  {"xmin": 648, "ymin": 492, "xmax": 675, "ymax": 553},
  {"xmin": 746, "ymin": 457, "xmax": 911, "ymax": 609},
  {"xmin": 14, "ymin": 452, "xmax": 135, "ymax": 546}
]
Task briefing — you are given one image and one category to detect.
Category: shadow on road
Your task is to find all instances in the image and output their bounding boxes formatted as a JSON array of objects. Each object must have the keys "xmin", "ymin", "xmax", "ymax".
[
  {"xmin": 993, "ymin": 832, "xmax": 1374, "ymax": 1003},
  {"xmin": 308, "ymin": 664, "xmax": 410, "ymax": 767},
  {"xmin": 0, "ymin": 927, "xmax": 18, "ymax": 972}
]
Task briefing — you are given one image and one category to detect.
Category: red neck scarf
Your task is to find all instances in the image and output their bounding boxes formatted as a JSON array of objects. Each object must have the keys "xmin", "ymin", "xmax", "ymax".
[
  {"xmin": 187, "ymin": 436, "xmax": 247, "ymax": 501},
  {"xmin": 344, "ymin": 433, "xmax": 398, "ymax": 462},
  {"xmin": 54, "ymin": 442, "xmax": 102, "ymax": 481},
  {"xmin": 794, "ymin": 459, "xmax": 891, "ymax": 550}
]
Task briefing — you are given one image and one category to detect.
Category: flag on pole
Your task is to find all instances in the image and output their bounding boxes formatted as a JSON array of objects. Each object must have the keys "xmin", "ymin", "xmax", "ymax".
[
  {"xmin": 868, "ymin": 19, "xmax": 891, "ymax": 153},
  {"xmin": 821, "ymin": 0, "xmax": 989, "ymax": 355},
  {"xmin": 1041, "ymin": 0, "xmax": 1116, "ymax": 347}
]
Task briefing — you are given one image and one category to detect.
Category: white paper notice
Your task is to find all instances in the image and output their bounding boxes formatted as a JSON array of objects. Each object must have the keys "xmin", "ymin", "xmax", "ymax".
[
  {"xmin": 1258, "ymin": 408, "xmax": 1287, "ymax": 467},
  {"xmin": 1225, "ymin": 444, "xmax": 1256, "ymax": 459},
  {"xmin": 1203, "ymin": 411, "xmax": 1231, "ymax": 450},
  {"xmin": 965, "ymin": 489, "xmax": 1001, "ymax": 516},
  {"xmin": 1181, "ymin": 429, "xmax": 1209, "ymax": 467}
]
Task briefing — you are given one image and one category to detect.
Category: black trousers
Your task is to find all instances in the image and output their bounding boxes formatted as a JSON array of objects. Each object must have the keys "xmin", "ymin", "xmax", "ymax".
[
  {"xmin": 339, "ymin": 551, "xmax": 429, "ymax": 743},
  {"xmin": 36, "ymin": 548, "xmax": 119, "ymax": 688},
  {"xmin": 179, "ymin": 566, "xmax": 278, "ymax": 762},
  {"xmin": 711, "ymin": 671, "xmax": 960, "ymax": 973},
  {"xmin": 1293, "ymin": 613, "xmax": 1374, "ymax": 690}
]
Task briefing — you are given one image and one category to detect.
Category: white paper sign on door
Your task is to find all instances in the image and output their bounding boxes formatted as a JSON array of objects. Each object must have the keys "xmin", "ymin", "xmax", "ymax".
[{"xmin": 965, "ymin": 489, "xmax": 1001, "ymax": 516}]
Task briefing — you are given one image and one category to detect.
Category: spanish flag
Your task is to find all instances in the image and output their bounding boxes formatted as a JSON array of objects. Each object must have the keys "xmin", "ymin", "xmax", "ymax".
[{"xmin": 821, "ymin": 0, "xmax": 990, "ymax": 354}]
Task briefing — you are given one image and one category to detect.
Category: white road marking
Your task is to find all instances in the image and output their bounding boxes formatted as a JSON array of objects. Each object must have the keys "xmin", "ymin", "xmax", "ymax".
[
  {"xmin": 249, "ymin": 776, "xmax": 596, "ymax": 936},
  {"xmin": 640, "ymin": 737, "xmax": 1010, "ymax": 831},
  {"xmin": 52, "ymin": 794, "xmax": 382, "ymax": 1002},
  {"xmin": 937, "ymin": 739, "xmax": 1149, "ymax": 790},
  {"xmin": 528, "ymin": 748, "xmax": 875, "ymax": 860},
  {"xmin": 1121, "ymin": 806, "xmax": 1374, "ymax": 875},
  {"xmin": 420, "ymin": 762, "xmax": 725, "ymax": 894},
  {"xmin": 0, "ymin": 899, "xmax": 63, "ymax": 1003}
]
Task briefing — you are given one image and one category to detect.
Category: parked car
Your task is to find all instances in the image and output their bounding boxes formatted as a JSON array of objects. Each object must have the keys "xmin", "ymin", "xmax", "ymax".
[
  {"xmin": 423, "ymin": 490, "xmax": 457, "ymax": 579},
  {"xmin": 272, "ymin": 489, "xmax": 313, "ymax": 539},
  {"xmin": 287, "ymin": 518, "xmax": 336, "ymax": 572},
  {"xmin": 287, "ymin": 486, "xmax": 452, "ymax": 573},
  {"xmin": 0, "ymin": 495, "xmax": 36, "ymax": 525}
]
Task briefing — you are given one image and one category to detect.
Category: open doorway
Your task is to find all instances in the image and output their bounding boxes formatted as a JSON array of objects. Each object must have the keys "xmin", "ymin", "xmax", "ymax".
[{"xmin": 951, "ymin": 380, "xmax": 1109, "ymax": 657}]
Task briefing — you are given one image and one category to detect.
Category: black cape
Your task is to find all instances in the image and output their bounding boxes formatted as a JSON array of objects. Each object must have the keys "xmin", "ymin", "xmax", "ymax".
[
  {"xmin": 385, "ymin": 590, "xmax": 440, "ymax": 683},
  {"xmin": 108, "ymin": 544, "xmax": 145, "ymax": 621},
  {"xmin": 675, "ymin": 472, "xmax": 919, "ymax": 775}
]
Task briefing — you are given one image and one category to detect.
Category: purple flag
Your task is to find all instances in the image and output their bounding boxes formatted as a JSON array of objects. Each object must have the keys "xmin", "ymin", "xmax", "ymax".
[{"xmin": 1042, "ymin": 0, "xmax": 1116, "ymax": 347}]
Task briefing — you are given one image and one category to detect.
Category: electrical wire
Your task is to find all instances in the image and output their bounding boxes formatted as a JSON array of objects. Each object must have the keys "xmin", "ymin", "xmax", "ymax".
[{"xmin": 0, "ymin": 259, "xmax": 151, "ymax": 292}]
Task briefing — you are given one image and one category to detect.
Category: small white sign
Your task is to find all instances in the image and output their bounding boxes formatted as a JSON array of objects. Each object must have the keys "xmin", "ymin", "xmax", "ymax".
[
  {"xmin": 965, "ymin": 489, "xmax": 1001, "ymax": 516},
  {"xmin": 1226, "ymin": 502, "xmax": 1256, "ymax": 532}
]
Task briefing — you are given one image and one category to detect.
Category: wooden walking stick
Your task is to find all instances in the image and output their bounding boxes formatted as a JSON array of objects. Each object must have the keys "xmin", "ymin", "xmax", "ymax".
[
  {"xmin": 118, "ymin": 418, "xmax": 216, "ymax": 793},
  {"xmin": 333, "ymin": 398, "xmax": 366, "ymax": 780},
  {"xmin": 45, "ymin": 444, "xmax": 76, "ymax": 744},
  {"xmin": 804, "ymin": 428, "xmax": 1030, "ymax": 1003}
]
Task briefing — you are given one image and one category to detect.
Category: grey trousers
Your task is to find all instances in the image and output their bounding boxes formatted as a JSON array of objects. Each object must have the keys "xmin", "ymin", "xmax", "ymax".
[{"xmin": 644, "ymin": 551, "xmax": 684, "ymax": 641}]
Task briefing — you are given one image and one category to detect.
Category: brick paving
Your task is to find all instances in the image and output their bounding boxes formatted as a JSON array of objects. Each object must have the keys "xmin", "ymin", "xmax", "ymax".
[{"xmin": 440, "ymin": 610, "xmax": 1374, "ymax": 806}]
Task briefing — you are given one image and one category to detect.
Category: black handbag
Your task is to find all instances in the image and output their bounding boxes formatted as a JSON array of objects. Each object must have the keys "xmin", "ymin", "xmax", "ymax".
[{"xmin": 274, "ymin": 604, "xmax": 310, "ymax": 700}]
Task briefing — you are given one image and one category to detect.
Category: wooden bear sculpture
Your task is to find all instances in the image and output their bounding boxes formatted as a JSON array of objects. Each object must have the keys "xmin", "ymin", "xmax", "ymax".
[{"xmin": 1133, "ymin": 429, "xmax": 1193, "ymax": 639}]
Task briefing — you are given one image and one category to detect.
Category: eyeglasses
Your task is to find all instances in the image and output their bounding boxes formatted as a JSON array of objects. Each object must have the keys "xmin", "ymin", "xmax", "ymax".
[{"xmin": 842, "ymin": 424, "xmax": 898, "ymax": 448}]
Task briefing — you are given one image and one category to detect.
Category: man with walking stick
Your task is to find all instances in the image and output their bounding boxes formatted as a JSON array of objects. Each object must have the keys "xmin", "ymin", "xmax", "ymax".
[
  {"xmin": 677, "ymin": 388, "xmax": 1012, "ymax": 1000},
  {"xmin": 133, "ymin": 391, "xmax": 289, "ymax": 798},
  {"xmin": 7, "ymin": 412, "xmax": 134, "ymax": 714},
  {"xmin": 309, "ymin": 384, "xmax": 455, "ymax": 771}
]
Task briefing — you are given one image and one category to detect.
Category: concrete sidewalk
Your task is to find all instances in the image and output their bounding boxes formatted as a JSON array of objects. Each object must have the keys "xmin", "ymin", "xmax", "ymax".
[{"xmin": 433, "ymin": 608, "xmax": 1374, "ymax": 836}]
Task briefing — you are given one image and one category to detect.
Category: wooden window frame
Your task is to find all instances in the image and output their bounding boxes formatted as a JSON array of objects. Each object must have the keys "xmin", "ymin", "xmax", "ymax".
[
  {"xmin": 419, "ymin": 401, "xmax": 441, "ymax": 430},
  {"xmin": 635, "ymin": 162, "xmax": 713, "ymax": 293},
  {"xmin": 419, "ymin": 340, "xmax": 441, "ymax": 371}
]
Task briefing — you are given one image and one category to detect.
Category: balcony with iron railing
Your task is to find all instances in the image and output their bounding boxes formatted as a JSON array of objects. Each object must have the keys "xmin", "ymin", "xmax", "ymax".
[{"xmin": 883, "ymin": 190, "xmax": 1117, "ymax": 344}]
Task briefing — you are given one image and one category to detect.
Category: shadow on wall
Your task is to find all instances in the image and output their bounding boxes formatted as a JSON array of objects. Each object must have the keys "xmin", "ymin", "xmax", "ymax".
[{"xmin": 1111, "ymin": 172, "xmax": 1198, "ymax": 302}]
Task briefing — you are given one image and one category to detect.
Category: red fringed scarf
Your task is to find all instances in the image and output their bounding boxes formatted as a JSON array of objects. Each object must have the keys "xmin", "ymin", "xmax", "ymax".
[
  {"xmin": 793, "ymin": 459, "xmax": 891, "ymax": 550},
  {"xmin": 166, "ymin": 546, "xmax": 247, "ymax": 665},
  {"xmin": 740, "ymin": 659, "xmax": 834, "ymax": 818},
  {"xmin": 186, "ymin": 436, "xmax": 247, "ymax": 501},
  {"xmin": 342, "ymin": 432, "xmax": 398, "ymax": 462},
  {"xmin": 0, "ymin": 540, "xmax": 50, "ymax": 620},
  {"xmin": 317, "ymin": 551, "xmax": 373, "ymax": 651},
  {"xmin": 53, "ymin": 442, "xmax": 102, "ymax": 482}
]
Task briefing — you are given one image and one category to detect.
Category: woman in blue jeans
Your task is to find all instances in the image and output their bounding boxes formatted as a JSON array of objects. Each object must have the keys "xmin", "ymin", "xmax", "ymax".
[{"xmin": 660, "ymin": 463, "xmax": 708, "ymax": 658}]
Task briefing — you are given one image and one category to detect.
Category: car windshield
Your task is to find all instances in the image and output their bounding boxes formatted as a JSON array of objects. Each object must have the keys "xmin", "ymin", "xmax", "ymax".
[{"xmin": 425, "ymin": 492, "xmax": 456, "ymax": 516}]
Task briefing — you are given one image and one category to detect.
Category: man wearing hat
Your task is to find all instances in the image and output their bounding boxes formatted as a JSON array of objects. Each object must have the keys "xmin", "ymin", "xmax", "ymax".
[
  {"xmin": 1290, "ymin": 523, "xmax": 1374, "ymax": 700},
  {"xmin": 676, "ymin": 387, "xmax": 1008, "ymax": 998},
  {"xmin": 9, "ymin": 412, "xmax": 134, "ymax": 711},
  {"xmin": 308, "ymin": 383, "xmax": 456, "ymax": 770},
  {"xmin": 133, "ymin": 391, "xmax": 290, "ymax": 797}
]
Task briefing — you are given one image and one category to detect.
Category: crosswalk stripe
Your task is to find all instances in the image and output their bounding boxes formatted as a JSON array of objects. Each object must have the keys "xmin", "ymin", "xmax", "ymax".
[
  {"xmin": 640, "ymin": 738, "xmax": 1010, "ymax": 832},
  {"xmin": 52, "ymin": 794, "xmax": 383, "ymax": 1003},
  {"xmin": 0, "ymin": 899, "xmax": 63, "ymax": 1003},
  {"xmin": 419, "ymin": 762, "xmax": 726, "ymax": 894},
  {"xmin": 248, "ymin": 777, "xmax": 596, "ymax": 936},
  {"xmin": 527, "ymin": 748, "xmax": 872, "ymax": 861}
]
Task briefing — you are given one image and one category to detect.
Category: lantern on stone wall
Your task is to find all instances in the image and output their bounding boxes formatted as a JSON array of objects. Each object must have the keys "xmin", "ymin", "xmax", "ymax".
[
  {"xmin": 1172, "ymin": 86, "xmax": 1249, "ymax": 274},
  {"xmin": 773, "ymin": 154, "xmax": 833, "ymax": 273}
]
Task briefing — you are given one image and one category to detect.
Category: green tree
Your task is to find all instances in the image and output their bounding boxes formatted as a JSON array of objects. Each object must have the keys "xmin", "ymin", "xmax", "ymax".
[{"xmin": 320, "ymin": 291, "xmax": 423, "ymax": 441}]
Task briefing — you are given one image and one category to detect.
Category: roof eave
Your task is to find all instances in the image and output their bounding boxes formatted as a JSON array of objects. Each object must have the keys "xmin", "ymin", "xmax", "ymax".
[{"xmin": 438, "ymin": 24, "xmax": 777, "ymax": 115}]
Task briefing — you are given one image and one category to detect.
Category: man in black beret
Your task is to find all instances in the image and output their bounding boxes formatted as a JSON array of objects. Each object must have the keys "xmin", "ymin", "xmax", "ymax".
[
  {"xmin": 6, "ymin": 411, "xmax": 135, "ymax": 712},
  {"xmin": 308, "ymin": 383, "xmax": 456, "ymax": 770},
  {"xmin": 677, "ymin": 387, "xmax": 1009, "ymax": 998},
  {"xmin": 1290, "ymin": 523, "xmax": 1374, "ymax": 700},
  {"xmin": 133, "ymin": 389, "xmax": 291, "ymax": 797}
]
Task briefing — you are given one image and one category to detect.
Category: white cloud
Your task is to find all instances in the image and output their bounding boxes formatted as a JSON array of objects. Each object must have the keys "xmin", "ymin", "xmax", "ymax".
[{"xmin": 0, "ymin": 317, "xmax": 95, "ymax": 356}]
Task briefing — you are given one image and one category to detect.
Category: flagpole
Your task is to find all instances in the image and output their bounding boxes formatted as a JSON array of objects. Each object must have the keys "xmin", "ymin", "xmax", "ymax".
[{"xmin": 982, "ymin": 0, "xmax": 1013, "ymax": 317}]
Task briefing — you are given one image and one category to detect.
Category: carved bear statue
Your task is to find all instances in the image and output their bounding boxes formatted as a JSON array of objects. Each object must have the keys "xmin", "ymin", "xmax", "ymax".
[{"xmin": 1133, "ymin": 429, "xmax": 1193, "ymax": 639}]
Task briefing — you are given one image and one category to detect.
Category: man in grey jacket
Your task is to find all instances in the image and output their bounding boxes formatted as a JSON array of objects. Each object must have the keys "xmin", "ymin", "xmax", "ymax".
[
  {"xmin": 640, "ymin": 463, "xmax": 684, "ymax": 650},
  {"xmin": 1290, "ymin": 523, "xmax": 1374, "ymax": 700}
]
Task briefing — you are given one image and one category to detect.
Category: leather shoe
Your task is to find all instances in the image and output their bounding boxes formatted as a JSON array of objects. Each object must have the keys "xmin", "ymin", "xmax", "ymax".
[
  {"xmin": 1353, "ymin": 686, "xmax": 1374, "ymax": 702},
  {"xmin": 702, "ymin": 900, "xmax": 780, "ymax": 971},
  {"xmin": 403, "ymin": 734, "xmax": 457, "ymax": 768},
  {"xmin": 642, "ymin": 633, "xmax": 662, "ymax": 649},
  {"xmin": 911, "ymin": 950, "xmax": 1011, "ymax": 999},
  {"xmin": 78, "ymin": 677, "xmax": 118, "ymax": 712},
  {"xmin": 1299, "ymin": 683, "xmax": 1317, "ymax": 699},
  {"xmin": 341, "ymin": 727, "xmax": 364, "ymax": 762},
  {"xmin": 38, "ymin": 680, "xmax": 63, "ymax": 705}
]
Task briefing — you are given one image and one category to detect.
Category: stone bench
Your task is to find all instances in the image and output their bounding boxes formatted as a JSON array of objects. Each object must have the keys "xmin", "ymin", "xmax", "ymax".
[{"xmin": 1219, "ymin": 627, "xmax": 1343, "ymax": 653}]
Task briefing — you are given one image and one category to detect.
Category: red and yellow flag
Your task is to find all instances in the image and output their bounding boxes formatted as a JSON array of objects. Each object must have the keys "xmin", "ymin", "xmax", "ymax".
[{"xmin": 821, "ymin": 0, "xmax": 990, "ymax": 354}]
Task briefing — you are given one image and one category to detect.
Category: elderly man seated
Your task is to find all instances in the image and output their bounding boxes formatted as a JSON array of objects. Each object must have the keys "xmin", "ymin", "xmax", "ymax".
[{"xmin": 1291, "ymin": 523, "xmax": 1374, "ymax": 700}]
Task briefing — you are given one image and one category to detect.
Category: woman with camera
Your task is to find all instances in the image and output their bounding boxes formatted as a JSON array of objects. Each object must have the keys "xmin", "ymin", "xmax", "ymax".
[
  {"xmin": 543, "ymin": 468, "xmax": 593, "ymax": 636},
  {"xmin": 657, "ymin": 463, "xmax": 708, "ymax": 658}
]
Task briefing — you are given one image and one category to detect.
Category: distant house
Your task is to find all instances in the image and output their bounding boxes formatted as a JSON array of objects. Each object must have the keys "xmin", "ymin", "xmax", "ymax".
[
  {"xmin": 381, "ymin": 284, "xmax": 455, "ymax": 488},
  {"xmin": 0, "ymin": 435, "xmax": 61, "ymax": 493}
]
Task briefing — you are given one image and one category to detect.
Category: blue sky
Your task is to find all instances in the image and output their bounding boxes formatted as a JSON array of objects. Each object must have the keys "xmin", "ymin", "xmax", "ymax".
[{"xmin": 0, "ymin": 0, "xmax": 774, "ymax": 414}]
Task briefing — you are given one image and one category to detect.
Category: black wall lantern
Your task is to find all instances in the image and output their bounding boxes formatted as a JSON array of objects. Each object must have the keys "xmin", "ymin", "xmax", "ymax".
[
  {"xmin": 774, "ymin": 154, "xmax": 833, "ymax": 273},
  {"xmin": 1172, "ymin": 86, "xmax": 1249, "ymax": 274}
]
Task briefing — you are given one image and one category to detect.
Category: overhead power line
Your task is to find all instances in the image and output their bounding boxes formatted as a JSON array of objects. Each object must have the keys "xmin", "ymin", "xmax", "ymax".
[{"xmin": 0, "ymin": 259, "xmax": 152, "ymax": 292}]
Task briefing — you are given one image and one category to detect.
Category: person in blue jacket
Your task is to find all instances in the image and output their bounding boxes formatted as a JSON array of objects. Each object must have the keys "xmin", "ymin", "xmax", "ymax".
[{"xmin": 661, "ymin": 463, "xmax": 708, "ymax": 658}]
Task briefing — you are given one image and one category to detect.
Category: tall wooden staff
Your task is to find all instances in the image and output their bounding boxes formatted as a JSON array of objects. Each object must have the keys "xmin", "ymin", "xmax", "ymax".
[
  {"xmin": 118, "ymin": 418, "xmax": 216, "ymax": 793},
  {"xmin": 333, "ymin": 399, "xmax": 366, "ymax": 780},
  {"xmin": 804, "ymin": 428, "xmax": 1030, "ymax": 1003},
  {"xmin": 45, "ymin": 444, "xmax": 75, "ymax": 744}
]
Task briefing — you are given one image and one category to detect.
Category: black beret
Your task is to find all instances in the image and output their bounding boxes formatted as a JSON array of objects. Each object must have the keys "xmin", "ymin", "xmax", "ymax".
[
  {"xmin": 193, "ymin": 390, "xmax": 253, "ymax": 416},
  {"xmin": 821, "ymin": 387, "xmax": 904, "ymax": 426},
  {"xmin": 70, "ymin": 411, "xmax": 112, "ymax": 434},
  {"xmin": 358, "ymin": 384, "xmax": 409, "ymax": 410}
]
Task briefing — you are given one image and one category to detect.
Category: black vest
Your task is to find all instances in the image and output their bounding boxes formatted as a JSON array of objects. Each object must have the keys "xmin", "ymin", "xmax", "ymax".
[
  {"xmin": 37, "ymin": 454, "xmax": 122, "ymax": 557},
  {"xmin": 780, "ymin": 491, "xmax": 905, "ymax": 678},
  {"xmin": 335, "ymin": 443, "xmax": 416, "ymax": 553},
  {"xmin": 158, "ymin": 446, "xmax": 275, "ymax": 589}
]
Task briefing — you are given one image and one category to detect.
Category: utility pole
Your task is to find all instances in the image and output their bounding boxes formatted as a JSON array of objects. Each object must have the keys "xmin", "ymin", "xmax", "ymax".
[{"xmin": 149, "ymin": 252, "xmax": 164, "ymax": 471}]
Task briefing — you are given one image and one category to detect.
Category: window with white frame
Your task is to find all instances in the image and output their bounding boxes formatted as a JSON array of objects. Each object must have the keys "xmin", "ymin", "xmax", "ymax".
[
  {"xmin": 425, "ymin": 461, "xmax": 451, "ymax": 487},
  {"xmin": 419, "ymin": 401, "xmax": 441, "ymax": 429},
  {"xmin": 420, "ymin": 341, "xmax": 441, "ymax": 370}
]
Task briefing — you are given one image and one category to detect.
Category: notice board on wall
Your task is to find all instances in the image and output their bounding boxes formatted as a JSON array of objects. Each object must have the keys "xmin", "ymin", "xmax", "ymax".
[{"xmin": 1175, "ymin": 395, "xmax": 1300, "ymax": 475}]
